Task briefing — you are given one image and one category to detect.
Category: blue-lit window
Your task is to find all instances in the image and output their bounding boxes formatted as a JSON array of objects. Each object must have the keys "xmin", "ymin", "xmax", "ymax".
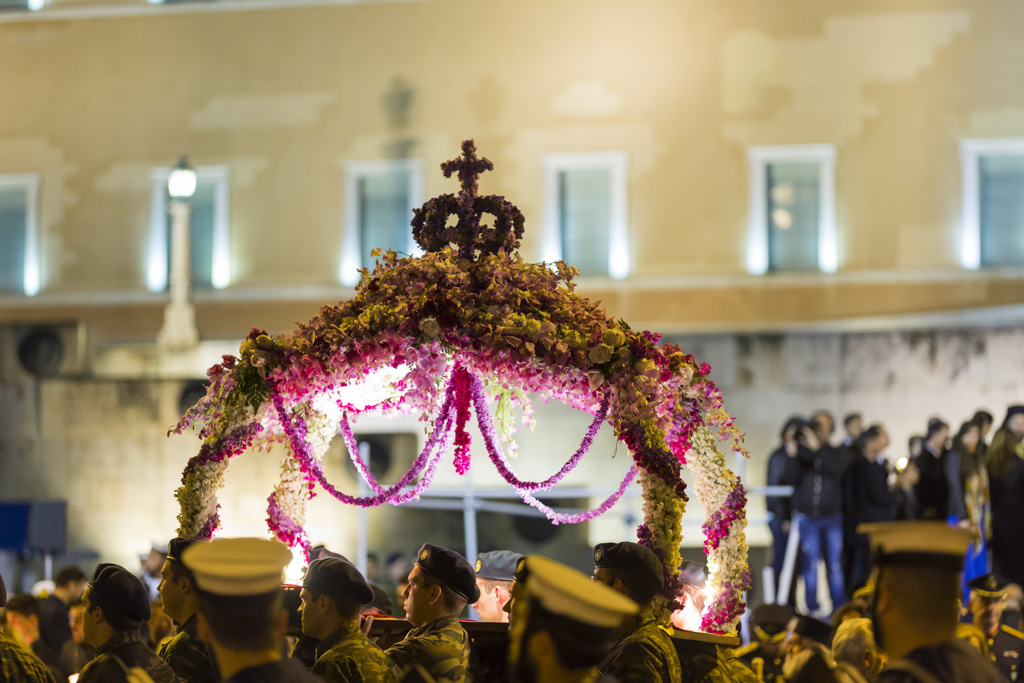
[
  {"xmin": 747, "ymin": 145, "xmax": 837, "ymax": 275},
  {"xmin": 0, "ymin": 175, "xmax": 39, "ymax": 296},
  {"xmin": 978, "ymin": 155, "xmax": 1024, "ymax": 267},
  {"xmin": 341, "ymin": 160, "xmax": 422, "ymax": 286},
  {"xmin": 543, "ymin": 152, "xmax": 630, "ymax": 279},
  {"xmin": 148, "ymin": 166, "xmax": 230, "ymax": 292}
]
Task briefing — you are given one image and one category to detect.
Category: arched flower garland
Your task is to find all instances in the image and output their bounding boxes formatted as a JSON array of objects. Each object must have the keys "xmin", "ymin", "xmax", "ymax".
[{"xmin": 172, "ymin": 141, "xmax": 749, "ymax": 633}]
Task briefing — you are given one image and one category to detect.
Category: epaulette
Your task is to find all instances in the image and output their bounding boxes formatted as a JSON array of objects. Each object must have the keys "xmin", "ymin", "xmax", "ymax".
[
  {"xmin": 734, "ymin": 642, "xmax": 759, "ymax": 658},
  {"xmin": 1000, "ymin": 624, "xmax": 1024, "ymax": 640}
]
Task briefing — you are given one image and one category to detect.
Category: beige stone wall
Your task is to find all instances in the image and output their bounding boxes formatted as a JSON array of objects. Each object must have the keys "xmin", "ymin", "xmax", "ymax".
[{"xmin": 0, "ymin": 0, "xmax": 1022, "ymax": 337}]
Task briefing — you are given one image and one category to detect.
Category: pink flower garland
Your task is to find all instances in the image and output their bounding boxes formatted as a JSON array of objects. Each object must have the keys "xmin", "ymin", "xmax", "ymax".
[
  {"xmin": 452, "ymin": 365, "xmax": 472, "ymax": 475},
  {"xmin": 518, "ymin": 466, "xmax": 638, "ymax": 524}
]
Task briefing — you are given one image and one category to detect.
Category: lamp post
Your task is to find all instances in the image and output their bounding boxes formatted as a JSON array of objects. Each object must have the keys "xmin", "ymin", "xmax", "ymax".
[{"xmin": 157, "ymin": 156, "xmax": 200, "ymax": 348}]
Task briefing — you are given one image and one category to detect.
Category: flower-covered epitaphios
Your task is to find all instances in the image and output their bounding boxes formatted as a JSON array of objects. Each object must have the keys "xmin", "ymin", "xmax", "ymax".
[{"xmin": 172, "ymin": 140, "xmax": 748, "ymax": 631}]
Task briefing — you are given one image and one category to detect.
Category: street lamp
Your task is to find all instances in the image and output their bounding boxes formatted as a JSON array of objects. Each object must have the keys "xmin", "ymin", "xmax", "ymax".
[{"xmin": 157, "ymin": 156, "xmax": 200, "ymax": 348}]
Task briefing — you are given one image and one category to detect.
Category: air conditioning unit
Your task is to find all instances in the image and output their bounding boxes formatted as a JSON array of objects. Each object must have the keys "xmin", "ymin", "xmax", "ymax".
[{"xmin": 0, "ymin": 322, "xmax": 89, "ymax": 381}]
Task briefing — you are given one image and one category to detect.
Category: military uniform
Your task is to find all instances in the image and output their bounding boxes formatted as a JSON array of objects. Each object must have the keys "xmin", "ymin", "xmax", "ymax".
[
  {"xmin": 600, "ymin": 609, "xmax": 683, "ymax": 683},
  {"xmin": 0, "ymin": 630, "xmax": 57, "ymax": 683},
  {"xmin": 311, "ymin": 619, "xmax": 389, "ymax": 682},
  {"xmin": 78, "ymin": 629, "xmax": 180, "ymax": 683},
  {"xmin": 985, "ymin": 623, "xmax": 1024, "ymax": 680},
  {"xmin": 735, "ymin": 641, "xmax": 785, "ymax": 682},
  {"xmin": 877, "ymin": 638, "xmax": 1004, "ymax": 683},
  {"xmin": 158, "ymin": 613, "xmax": 219, "ymax": 683},
  {"xmin": 736, "ymin": 603, "xmax": 792, "ymax": 682},
  {"xmin": 225, "ymin": 658, "xmax": 321, "ymax": 683},
  {"xmin": 386, "ymin": 615, "xmax": 471, "ymax": 683}
]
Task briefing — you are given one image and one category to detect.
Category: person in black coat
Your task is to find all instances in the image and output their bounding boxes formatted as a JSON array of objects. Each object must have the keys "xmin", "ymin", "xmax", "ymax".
[
  {"xmin": 913, "ymin": 419, "xmax": 951, "ymax": 521},
  {"xmin": 989, "ymin": 405, "xmax": 1024, "ymax": 587},
  {"xmin": 842, "ymin": 425, "xmax": 895, "ymax": 591},
  {"xmin": 767, "ymin": 417, "xmax": 804, "ymax": 606}
]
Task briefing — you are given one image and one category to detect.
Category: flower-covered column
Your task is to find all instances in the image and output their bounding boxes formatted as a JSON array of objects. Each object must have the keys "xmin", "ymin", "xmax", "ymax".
[
  {"xmin": 637, "ymin": 468, "xmax": 686, "ymax": 621},
  {"xmin": 688, "ymin": 427, "xmax": 751, "ymax": 634}
]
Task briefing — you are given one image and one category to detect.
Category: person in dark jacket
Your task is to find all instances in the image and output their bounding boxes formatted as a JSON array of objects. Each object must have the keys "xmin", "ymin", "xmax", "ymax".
[
  {"xmin": 989, "ymin": 405, "xmax": 1024, "ymax": 587},
  {"xmin": 38, "ymin": 565, "xmax": 87, "ymax": 657},
  {"xmin": 78, "ymin": 563, "xmax": 180, "ymax": 683},
  {"xmin": 842, "ymin": 425, "xmax": 894, "ymax": 591},
  {"xmin": 158, "ymin": 538, "xmax": 218, "ymax": 683},
  {"xmin": 0, "ymin": 573, "xmax": 56, "ymax": 683},
  {"xmin": 914, "ymin": 419, "xmax": 952, "ymax": 521},
  {"xmin": 4, "ymin": 594, "xmax": 69, "ymax": 682},
  {"xmin": 792, "ymin": 412, "xmax": 846, "ymax": 616},
  {"xmin": 767, "ymin": 417, "xmax": 804, "ymax": 607}
]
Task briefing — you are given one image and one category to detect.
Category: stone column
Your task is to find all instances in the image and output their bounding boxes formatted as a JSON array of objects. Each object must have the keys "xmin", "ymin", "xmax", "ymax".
[{"xmin": 157, "ymin": 200, "xmax": 199, "ymax": 347}]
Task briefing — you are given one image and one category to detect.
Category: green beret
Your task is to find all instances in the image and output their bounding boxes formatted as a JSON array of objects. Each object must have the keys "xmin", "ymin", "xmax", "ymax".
[
  {"xmin": 303, "ymin": 558, "xmax": 374, "ymax": 606},
  {"xmin": 88, "ymin": 563, "xmax": 151, "ymax": 625},
  {"xmin": 475, "ymin": 550, "xmax": 523, "ymax": 581},
  {"xmin": 593, "ymin": 542, "xmax": 664, "ymax": 591},
  {"xmin": 416, "ymin": 544, "xmax": 481, "ymax": 603}
]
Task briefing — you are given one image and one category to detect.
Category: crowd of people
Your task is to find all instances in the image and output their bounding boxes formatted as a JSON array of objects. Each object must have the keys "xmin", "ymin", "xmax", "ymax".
[
  {"xmin": 766, "ymin": 405, "xmax": 1024, "ymax": 613},
  {"xmin": 2, "ymin": 521, "xmax": 1015, "ymax": 683}
]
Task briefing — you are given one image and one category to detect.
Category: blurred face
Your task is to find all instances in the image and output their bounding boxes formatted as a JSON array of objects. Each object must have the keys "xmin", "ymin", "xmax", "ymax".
[
  {"xmin": 970, "ymin": 593, "xmax": 1005, "ymax": 631},
  {"xmin": 5, "ymin": 610, "xmax": 38, "ymax": 643},
  {"xmin": 592, "ymin": 567, "xmax": 626, "ymax": 597},
  {"xmin": 157, "ymin": 560, "xmax": 185, "ymax": 623},
  {"xmin": 846, "ymin": 417, "xmax": 863, "ymax": 439},
  {"xmin": 1009, "ymin": 413, "xmax": 1024, "ymax": 437},
  {"xmin": 68, "ymin": 580, "xmax": 88, "ymax": 603},
  {"xmin": 143, "ymin": 550, "xmax": 165, "ymax": 576},
  {"xmin": 402, "ymin": 566, "xmax": 439, "ymax": 627},
  {"xmin": 812, "ymin": 413, "xmax": 834, "ymax": 441},
  {"xmin": 962, "ymin": 425, "xmax": 980, "ymax": 450},
  {"xmin": 298, "ymin": 588, "xmax": 322, "ymax": 637},
  {"xmin": 473, "ymin": 579, "xmax": 509, "ymax": 623},
  {"xmin": 81, "ymin": 588, "xmax": 102, "ymax": 648},
  {"xmin": 69, "ymin": 604, "xmax": 86, "ymax": 644}
]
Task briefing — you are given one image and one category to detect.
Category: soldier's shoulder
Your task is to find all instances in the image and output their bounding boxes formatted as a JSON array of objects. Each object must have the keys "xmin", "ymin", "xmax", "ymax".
[
  {"xmin": 733, "ymin": 642, "xmax": 759, "ymax": 659},
  {"xmin": 1000, "ymin": 624, "xmax": 1024, "ymax": 640}
]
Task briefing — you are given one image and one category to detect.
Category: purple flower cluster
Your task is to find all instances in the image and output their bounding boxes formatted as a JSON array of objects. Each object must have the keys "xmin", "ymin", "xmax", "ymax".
[
  {"xmin": 266, "ymin": 494, "xmax": 310, "ymax": 556},
  {"xmin": 519, "ymin": 466, "xmax": 638, "ymax": 525},
  {"xmin": 702, "ymin": 483, "xmax": 747, "ymax": 553},
  {"xmin": 452, "ymin": 365, "xmax": 473, "ymax": 475}
]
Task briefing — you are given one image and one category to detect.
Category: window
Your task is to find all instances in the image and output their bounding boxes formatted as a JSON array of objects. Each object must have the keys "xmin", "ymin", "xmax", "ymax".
[
  {"xmin": 148, "ymin": 166, "xmax": 230, "ymax": 292},
  {"xmin": 340, "ymin": 159, "xmax": 422, "ymax": 286},
  {"xmin": 960, "ymin": 139, "xmax": 1024, "ymax": 269},
  {"xmin": 747, "ymin": 145, "xmax": 837, "ymax": 275},
  {"xmin": 0, "ymin": 174, "xmax": 40, "ymax": 296},
  {"xmin": 542, "ymin": 152, "xmax": 629, "ymax": 279}
]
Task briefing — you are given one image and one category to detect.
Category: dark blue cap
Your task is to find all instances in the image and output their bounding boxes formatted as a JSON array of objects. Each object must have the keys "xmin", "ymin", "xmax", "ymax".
[{"xmin": 475, "ymin": 550, "xmax": 523, "ymax": 581}]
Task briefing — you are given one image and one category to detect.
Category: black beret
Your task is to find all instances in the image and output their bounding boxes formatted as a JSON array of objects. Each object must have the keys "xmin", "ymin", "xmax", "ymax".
[
  {"xmin": 968, "ymin": 573, "xmax": 1009, "ymax": 597},
  {"xmin": 88, "ymin": 563, "xmax": 151, "ymax": 624},
  {"xmin": 310, "ymin": 545, "xmax": 349, "ymax": 563},
  {"xmin": 167, "ymin": 537, "xmax": 199, "ymax": 563},
  {"xmin": 303, "ymin": 558, "xmax": 374, "ymax": 606},
  {"xmin": 475, "ymin": 550, "xmax": 523, "ymax": 581},
  {"xmin": 593, "ymin": 542, "xmax": 664, "ymax": 591},
  {"xmin": 793, "ymin": 615, "xmax": 832, "ymax": 645},
  {"xmin": 416, "ymin": 544, "xmax": 480, "ymax": 603},
  {"xmin": 369, "ymin": 583, "xmax": 393, "ymax": 615},
  {"xmin": 751, "ymin": 604, "xmax": 794, "ymax": 638},
  {"xmin": 1007, "ymin": 405, "xmax": 1024, "ymax": 420}
]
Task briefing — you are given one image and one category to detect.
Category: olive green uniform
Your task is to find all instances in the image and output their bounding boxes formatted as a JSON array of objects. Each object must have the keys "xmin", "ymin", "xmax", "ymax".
[
  {"xmin": 599, "ymin": 609, "xmax": 682, "ymax": 683},
  {"xmin": 311, "ymin": 619, "xmax": 389, "ymax": 683},
  {"xmin": 158, "ymin": 613, "xmax": 218, "ymax": 683},
  {"xmin": 0, "ymin": 631, "xmax": 56, "ymax": 683},
  {"xmin": 385, "ymin": 616, "xmax": 471, "ymax": 683}
]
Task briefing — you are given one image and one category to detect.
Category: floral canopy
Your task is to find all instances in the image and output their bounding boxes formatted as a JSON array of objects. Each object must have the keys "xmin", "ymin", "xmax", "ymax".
[{"xmin": 172, "ymin": 141, "xmax": 750, "ymax": 633}]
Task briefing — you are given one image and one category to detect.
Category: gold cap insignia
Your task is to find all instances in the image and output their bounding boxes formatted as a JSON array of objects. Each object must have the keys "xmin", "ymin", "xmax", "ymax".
[
  {"xmin": 594, "ymin": 548, "xmax": 602, "ymax": 563},
  {"xmin": 517, "ymin": 558, "xmax": 526, "ymax": 573},
  {"xmin": 419, "ymin": 548, "xmax": 429, "ymax": 562},
  {"xmin": 475, "ymin": 560, "xmax": 482, "ymax": 572}
]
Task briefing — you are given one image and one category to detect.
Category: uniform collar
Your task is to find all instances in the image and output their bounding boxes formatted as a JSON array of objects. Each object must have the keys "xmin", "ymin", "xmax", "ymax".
[
  {"xmin": 315, "ymin": 619, "xmax": 362, "ymax": 659},
  {"xmin": 97, "ymin": 629, "xmax": 146, "ymax": 656},
  {"xmin": 612, "ymin": 608, "xmax": 657, "ymax": 642}
]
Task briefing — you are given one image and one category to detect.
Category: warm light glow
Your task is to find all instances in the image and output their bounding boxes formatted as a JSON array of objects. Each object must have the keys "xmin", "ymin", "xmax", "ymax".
[
  {"xmin": 284, "ymin": 547, "xmax": 307, "ymax": 585},
  {"xmin": 212, "ymin": 251, "xmax": 230, "ymax": 289},
  {"xmin": 27, "ymin": 0, "xmax": 44, "ymax": 10},
  {"xmin": 609, "ymin": 248, "xmax": 630, "ymax": 280},
  {"xmin": 772, "ymin": 207, "xmax": 793, "ymax": 230},
  {"xmin": 896, "ymin": 456, "xmax": 909, "ymax": 472},
  {"xmin": 168, "ymin": 158, "xmax": 198, "ymax": 199},
  {"xmin": 23, "ymin": 252, "xmax": 39, "ymax": 296}
]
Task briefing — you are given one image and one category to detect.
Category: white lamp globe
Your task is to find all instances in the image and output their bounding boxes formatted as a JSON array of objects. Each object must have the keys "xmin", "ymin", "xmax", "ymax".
[{"xmin": 168, "ymin": 157, "xmax": 198, "ymax": 199}]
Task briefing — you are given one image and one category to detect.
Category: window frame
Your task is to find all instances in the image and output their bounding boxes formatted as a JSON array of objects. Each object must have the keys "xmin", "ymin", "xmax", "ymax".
[
  {"xmin": 147, "ymin": 165, "xmax": 231, "ymax": 292},
  {"xmin": 0, "ymin": 173, "xmax": 41, "ymax": 296},
  {"xmin": 340, "ymin": 158, "xmax": 423, "ymax": 287},
  {"xmin": 541, "ymin": 151, "xmax": 630, "ymax": 280},
  {"xmin": 747, "ymin": 144, "xmax": 837, "ymax": 275},
  {"xmin": 959, "ymin": 137, "xmax": 1024, "ymax": 270}
]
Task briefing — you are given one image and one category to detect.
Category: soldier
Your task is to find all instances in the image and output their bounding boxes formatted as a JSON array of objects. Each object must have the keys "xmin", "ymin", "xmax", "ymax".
[
  {"xmin": 473, "ymin": 550, "xmax": 522, "ymax": 623},
  {"xmin": 967, "ymin": 573, "xmax": 1024, "ymax": 680},
  {"xmin": 182, "ymin": 537, "xmax": 320, "ymax": 682},
  {"xmin": 860, "ymin": 521, "xmax": 1004, "ymax": 682},
  {"xmin": 784, "ymin": 615, "xmax": 834, "ymax": 682},
  {"xmin": 0, "ymin": 573, "xmax": 56, "ymax": 683},
  {"xmin": 592, "ymin": 541, "xmax": 683, "ymax": 683},
  {"xmin": 502, "ymin": 556, "xmax": 529, "ymax": 629},
  {"xmin": 78, "ymin": 563, "xmax": 179, "ymax": 683},
  {"xmin": 386, "ymin": 544, "xmax": 478, "ymax": 682},
  {"xmin": 735, "ymin": 604, "xmax": 793, "ymax": 681},
  {"xmin": 298, "ymin": 557, "xmax": 389, "ymax": 682},
  {"xmin": 507, "ymin": 555, "xmax": 638, "ymax": 683},
  {"xmin": 157, "ymin": 537, "xmax": 219, "ymax": 683}
]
